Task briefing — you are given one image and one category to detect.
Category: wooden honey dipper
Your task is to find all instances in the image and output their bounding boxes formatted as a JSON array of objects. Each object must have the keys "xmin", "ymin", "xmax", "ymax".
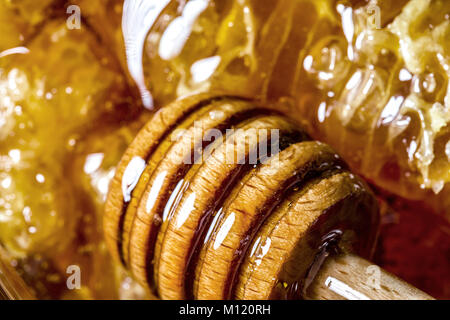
[{"xmin": 104, "ymin": 94, "xmax": 434, "ymax": 300}]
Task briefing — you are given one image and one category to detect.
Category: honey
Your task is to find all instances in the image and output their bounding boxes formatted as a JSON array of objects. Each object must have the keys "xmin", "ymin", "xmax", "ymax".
[
  {"xmin": 0, "ymin": 1, "xmax": 147, "ymax": 299},
  {"xmin": 0, "ymin": 0, "xmax": 449, "ymax": 299}
]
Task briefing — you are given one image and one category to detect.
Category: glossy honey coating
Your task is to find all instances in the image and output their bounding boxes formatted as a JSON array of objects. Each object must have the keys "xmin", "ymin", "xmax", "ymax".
[
  {"xmin": 132, "ymin": 0, "xmax": 450, "ymax": 213},
  {"xmin": 0, "ymin": 19, "xmax": 127, "ymax": 254},
  {"xmin": 104, "ymin": 95, "xmax": 380, "ymax": 300}
]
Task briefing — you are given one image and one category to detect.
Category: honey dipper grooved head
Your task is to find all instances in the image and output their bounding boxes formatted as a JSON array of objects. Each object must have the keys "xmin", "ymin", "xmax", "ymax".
[{"xmin": 104, "ymin": 94, "xmax": 380, "ymax": 300}]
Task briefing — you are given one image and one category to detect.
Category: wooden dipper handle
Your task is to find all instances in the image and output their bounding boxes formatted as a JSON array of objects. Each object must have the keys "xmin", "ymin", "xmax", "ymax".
[{"xmin": 305, "ymin": 253, "xmax": 434, "ymax": 300}]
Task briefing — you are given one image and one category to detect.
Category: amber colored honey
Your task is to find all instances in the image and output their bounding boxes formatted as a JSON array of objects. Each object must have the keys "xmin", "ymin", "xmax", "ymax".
[{"xmin": 0, "ymin": 0, "xmax": 448, "ymax": 299}]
